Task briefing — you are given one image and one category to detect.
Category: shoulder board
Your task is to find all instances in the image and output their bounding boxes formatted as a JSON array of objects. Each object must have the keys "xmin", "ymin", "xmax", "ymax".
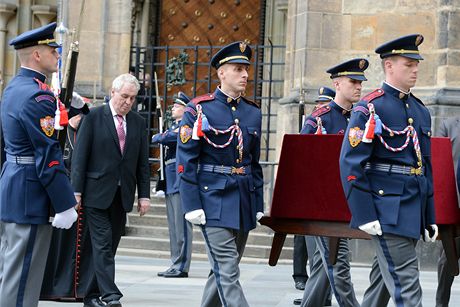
[
  {"xmin": 311, "ymin": 105, "xmax": 331, "ymax": 117},
  {"xmin": 33, "ymin": 78, "xmax": 52, "ymax": 92},
  {"xmin": 191, "ymin": 93, "xmax": 214, "ymax": 105},
  {"xmin": 362, "ymin": 88, "xmax": 384, "ymax": 103},
  {"xmin": 353, "ymin": 105, "xmax": 370, "ymax": 116},
  {"xmin": 411, "ymin": 93, "xmax": 425, "ymax": 106},
  {"xmin": 241, "ymin": 97, "xmax": 260, "ymax": 108}
]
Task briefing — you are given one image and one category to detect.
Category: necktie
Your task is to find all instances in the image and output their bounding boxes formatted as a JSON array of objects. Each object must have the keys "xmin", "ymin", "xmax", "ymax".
[{"xmin": 116, "ymin": 115, "xmax": 125, "ymax": 153}]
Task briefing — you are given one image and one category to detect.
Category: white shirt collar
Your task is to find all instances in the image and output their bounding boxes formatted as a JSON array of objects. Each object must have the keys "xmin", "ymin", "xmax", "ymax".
[
  {"xmin": 21, "ymin": 66, "xmax": 47, "ymax": 80},
  {"xmin": 384, "ymin": 81, "xmax": 411, "ymax": 95},
  {"xmin": 217, "ymin": 86, "xmax": 241, "ymax": 100},
  {"xmin": 109, "ymin": 100, "xmax": 126, "ymax": 120}
]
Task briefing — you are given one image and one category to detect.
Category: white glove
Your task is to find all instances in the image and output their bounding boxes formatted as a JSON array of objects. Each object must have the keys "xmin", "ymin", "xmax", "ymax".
[
  {"xmin": 256, "ymin": 212, "xmax": 264, "ymax": 221},
  {"xmin": 424, "ymin": 224, "xmax": 438, "ymax": 242},
  {"xmin": 359, "ymin": 220, "xmax": 382, "ymax": 236},
  {"xmin": 52, "ymin": 207, "xmax": 78, "ymax": 229},
  {"xmin": 185, "ymin": 209, "xmax": 206, "ymax": 225}
]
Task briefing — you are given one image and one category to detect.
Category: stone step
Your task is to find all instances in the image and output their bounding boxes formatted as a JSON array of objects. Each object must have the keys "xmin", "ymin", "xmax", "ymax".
[
  {"xmin": 125, "ymin": 225, "xmax": 293, "ymax": 248},
  {"xmin": 116, "ymin": 247, "xmax": 293, "ymax": 265},
  {"xmin": 118, "ymin": 236, "xmax": 294, "ymax": 260}
]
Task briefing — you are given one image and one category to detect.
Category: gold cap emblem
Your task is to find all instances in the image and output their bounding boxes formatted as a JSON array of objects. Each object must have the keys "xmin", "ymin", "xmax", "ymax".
[
  {"xmin": 415, "ymin": 35, "xmax": 423, "ymax": 46},
  {"xmin": 319, "ymin": 87, "xmax": 324, "ymax": 95},
  {"xmin": 239, "ymin": 42, "xmax": 246, "ymax": 53},
  {"xmin": 359, "ymin": 59, "xmax": 366, "ymax": 69}
]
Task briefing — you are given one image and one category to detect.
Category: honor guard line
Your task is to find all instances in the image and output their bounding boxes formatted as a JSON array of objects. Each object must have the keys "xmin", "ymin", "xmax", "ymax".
[{"xmin": 260, "ymin": 134, "xmax": 460, "ymax": 275}]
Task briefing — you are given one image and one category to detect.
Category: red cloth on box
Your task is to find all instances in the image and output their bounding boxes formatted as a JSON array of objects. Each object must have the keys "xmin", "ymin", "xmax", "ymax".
[{"xmin": 270, "ymin": 135, "xmax": 460, "ymax": 225}]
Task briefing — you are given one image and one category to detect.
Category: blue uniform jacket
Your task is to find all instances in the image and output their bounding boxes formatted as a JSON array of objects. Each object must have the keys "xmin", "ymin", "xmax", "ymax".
[
  {"xmin": 176, "ymin": 88, "xmax": 263, "ymax": 232},
  {"xmin": 0, "ymin": 68, "xmax": 76, "ymax": 224},
  {"xmin": 339, "ymin": 82, "xmax": 435, "ymax": 239},
  {"xmin": 152, "ymin": 121, "xmax": 180, "ymax": 195},
  {"xmin": 300, "ymin": 101, "xmax": 350, "ymax": 135}
]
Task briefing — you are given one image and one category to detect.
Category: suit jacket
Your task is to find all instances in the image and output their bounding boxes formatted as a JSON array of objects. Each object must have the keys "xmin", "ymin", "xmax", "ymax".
[
  {"xmin": 438, "ymin": 117, "xmax": 460, "ymax": 171},
  {"xmin": 71, "ymin": 104, "xmax": 150, "ymax": 211}
]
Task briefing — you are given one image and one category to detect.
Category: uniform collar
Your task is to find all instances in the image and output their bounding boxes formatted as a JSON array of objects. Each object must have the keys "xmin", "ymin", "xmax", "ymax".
[
  {"xmin": 330, "ymin": 100, "xmax": 352, "ymax": 116},
  {"xmin": 215, "ymin": 86, "xmax": 242, "ymax": 104},
  {"xmin": 19, "ymin": 66, "xmax": 47, "ymax": 82},
  {"xmin": 383, "ymin": 81, "xmax": 411, "ymax": 100}
]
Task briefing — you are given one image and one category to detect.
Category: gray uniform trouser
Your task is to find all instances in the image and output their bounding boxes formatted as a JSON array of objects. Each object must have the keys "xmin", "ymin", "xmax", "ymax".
[
  {"xmin": 0, "ymin": 222, "xmax": 52, "ymax": 307},
  {"xmin": 166, "ymin": 192, "xmax": 193, "ymax": 272},
  {"xmin": 200, "ymin": 226, "xmax": 249, "ymax": 307},
  {"xmin": 366, "ymin": 234, "xmax": 422, "ymax": 307},
  {"xmin": 361, "ymin": 255, "xmax": 390, "ymax": 307},
  {"xmin": 301, "ymin": 237, "xmax": 359, "ymax": 307}
]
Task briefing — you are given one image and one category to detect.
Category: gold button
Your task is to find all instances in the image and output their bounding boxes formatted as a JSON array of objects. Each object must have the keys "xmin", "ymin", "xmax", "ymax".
[
  {"xmin": 232, "ymin": 106, "xmax": 236, "ymax": 111},
  {"xmin": 204, "ymin": 186, "xmax": 208, "ymax": 190},
  {"xmin": 234, "ymin": 118, "xmax": 239, "ymax": 124},
  {"xmin": 408, "ymin": 118, "xmax": 413, "ymax": 124},
  {"xmin": 428, "ymin": 131, "xmax": 431, "ymax": 136},
  {"xmin": 378, "ymin": 190, "xmax": 384, "ymax": 195},
  {"xmin": 227, "ymin": 97, "xmax": 232, "ymax": 103},
  {"xmin": 254, "ymin": 131, "xmax": 257, "ymax": 135},
  {"xmin": 236, "ymin": 159, "xmax": 240, "ymax": 163},
  {"xmin": 406, "ymin": 103, "xmax": 409, "ymax": 108}
]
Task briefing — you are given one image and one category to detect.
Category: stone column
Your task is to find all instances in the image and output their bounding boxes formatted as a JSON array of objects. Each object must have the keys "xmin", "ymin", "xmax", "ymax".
[
  {"xmin": 0, "ymin": 3, "xmax": 17, "ymax": 95},
  {"xmin": 31, "ymin": 5, "xmax": 57, "ymax": 27}
]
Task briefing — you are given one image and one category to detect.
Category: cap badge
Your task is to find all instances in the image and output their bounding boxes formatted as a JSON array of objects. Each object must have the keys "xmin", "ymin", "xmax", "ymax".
[
  {"xmin": 239, "ymin": 42, "xmax": 247, "ymax": 53},
  {"xmin": 319, "ymin": 87, "xmax": 324, "ymax": 95},
  {"xmin": 359, "ymin": 59, "xmax": 366, "ymax": 69},
  {"xmin": 415, "ymin": 35, "xmax": 423, "ymax": 46}
]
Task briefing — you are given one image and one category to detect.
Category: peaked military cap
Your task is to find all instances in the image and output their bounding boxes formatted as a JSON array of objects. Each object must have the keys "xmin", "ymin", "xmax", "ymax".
[
  {"xmin": 315, "ymin": 86, "xmax": 336, "ymax": 103},
  {"xmin": 210, "ymin": 41, "xmax": 252, "ymax": 69},
  {"xmin": 375, "ymin": 34, "xmax": 424, "ymax": 60},
  {"xmin": 173, "ymin": 91, "xmax": 190, "ymax": 106},
  {"xmin": 10, "ymin": 22, "xmax": 60, "ymax": 50},
  {"xmin": 326, "ymin": 58, "xmax": 369, "ymax": 81}
]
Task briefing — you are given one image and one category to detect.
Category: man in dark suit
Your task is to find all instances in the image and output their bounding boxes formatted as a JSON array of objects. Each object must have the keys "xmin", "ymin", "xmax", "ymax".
[
  {"xmin": 72, "ymin": 73, "xmax": 150, "ymax": 307},
  {"xmin": 435, "ymin": 116, "xmax": 460, "ymax": 307}
]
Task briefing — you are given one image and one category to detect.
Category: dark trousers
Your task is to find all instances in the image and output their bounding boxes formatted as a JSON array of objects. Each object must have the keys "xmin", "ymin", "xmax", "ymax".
[
  {"xmin": 85, "ymin": 188, "xmax": 126, "ymax": 303},
  {"xmin": 293, "ymin": 235, "xmax": 309, "ymax": 282},
  {"xmin": 436, "ymin": 240, "xmax": 460, "ymax": 307}
]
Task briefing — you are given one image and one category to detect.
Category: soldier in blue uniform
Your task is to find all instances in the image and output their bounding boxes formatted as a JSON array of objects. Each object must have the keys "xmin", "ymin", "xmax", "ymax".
[
  {"xmin": 312, "ymin": 86, "xmax": 336, "ymax": 111},
  {"xmin": 293, "ymin": 85, "xmax": 336, "ymax": 305},
  {"xmin": 339, "ymin": 34, "xmax": 438, "ymax": 307},
  {"xmin": 299, "ymin": 58, "xmax": 368, "ymax": 307},
  {"xmin": 153, "ymin": 92, "xmax": 193, "ymax": 278},
  {"xmin": 176, "ymin": 41, "xmax": 264, "ymax": 307},
  {"xmin": 0, "ymin": 22, "xmax": 78, "ymax": 307}
]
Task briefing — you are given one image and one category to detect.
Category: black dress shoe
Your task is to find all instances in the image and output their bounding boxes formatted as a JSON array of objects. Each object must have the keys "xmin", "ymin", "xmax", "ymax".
[
  {"xmin": 157, "ymin": 267, "xmax": 173, "ymax": 277},
  {"xmin": 106, "ymin": 300, "xmax": 122, "ymax": 307},
  {"xmin": 83, "ymin": 298, "xmax": 105, "ymax": 307},
  {"xmin": 293, "ymin": 298, "xmax": 302, "ymax": 305},
  {"xmin": 294, "ymin": 281, "xmax": 306, "ymax": 290},
  {"xmin": 163, "ymin": 269, "xmax": 188, "ymax": 278}
]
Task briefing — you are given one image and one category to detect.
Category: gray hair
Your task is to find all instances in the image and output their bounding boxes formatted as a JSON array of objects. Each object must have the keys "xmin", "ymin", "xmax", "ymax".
[{"xmin": 112, "ymin": 73, "xmax": 140, "ymax": 92}]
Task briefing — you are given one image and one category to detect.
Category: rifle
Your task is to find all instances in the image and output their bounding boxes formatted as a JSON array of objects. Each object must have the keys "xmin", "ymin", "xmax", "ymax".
[
  {"xmin": 154, "ymin": 72, "xmax": 166, "ymax": 192},
  {"xmin": 298, "ymin": 61, "xmax": 306, "ymax": 132},
  {"xmin": 58, "ymin": 0, "xmax": 86, "ymax": 149}
]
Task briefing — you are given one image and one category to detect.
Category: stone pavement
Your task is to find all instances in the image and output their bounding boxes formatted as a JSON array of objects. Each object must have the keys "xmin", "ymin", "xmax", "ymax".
[{"xmin": 39, "ymin": 255, "xmax": 460, "ymax": 307}]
